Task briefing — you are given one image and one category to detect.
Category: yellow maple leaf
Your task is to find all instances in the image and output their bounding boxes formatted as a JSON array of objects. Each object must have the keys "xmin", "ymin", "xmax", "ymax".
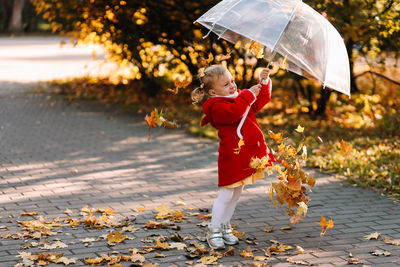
[
  {"xmin": 248, "ymin": 41, "xmax": 264, "ymax": 58},
  {"xmin": 86, "ymin": 257, "xmax": 105, "ymax": 265},
  {"xmin": 267, "ymin": 187, "xmax": 278, "ymax": 208},
  {"xmin": 154, "ymin": 203, "xmax": 171, "ymax": 219},
  {"xmin": 201, "ymin": 255, "xmax": 220, "ymax": 264},
  {"xmin": 133, "ymin": 206, "xmax": 146, "ymax": 212},
  {"xmin": 295, "ymin": 125, "xmax": 304, "ymax": 133},
  {"xmin": 206, "ymin": 52, "xmax": 214, "ymax": 64},
  {"xmin": 156, "ymin": 239, "xmax": 170, "ymax": 250},
  {"xmin": 234, "ymin": 138, "xmax": 245, "ymax": 154},
  {"xmin": 107, "ymin": 232, "xmax": 127, "ymax": 245},
  {"xmin": 176, "ymin": 200, "xmax": 186, "ymax": 206},
  {"xmin": 239, "ymin": 247, "xmax": 254, "ymax": 258},
  {"xmin": 198, "ymin": 67, "xmax": 205, "ymax": 78}
]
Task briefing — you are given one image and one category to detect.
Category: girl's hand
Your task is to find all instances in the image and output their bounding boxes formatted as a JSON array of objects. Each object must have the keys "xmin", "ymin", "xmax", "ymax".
[
  {"xmin": 260, "ymin": 68, "xmax": 270, "ymax": 81},
  {"xmin": 249, "ymin": 84, "xmax": 261, "ymax": 96}
]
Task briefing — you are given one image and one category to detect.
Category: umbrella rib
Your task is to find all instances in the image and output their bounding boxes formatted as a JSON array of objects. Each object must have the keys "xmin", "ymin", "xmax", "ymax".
[
  {"xmin": 199, "ymin": 0, "xmax": 244, "ymax": 39},
  {"xmin": 270, "ymin": 0, "xmax": 302, "ymax": 56}
]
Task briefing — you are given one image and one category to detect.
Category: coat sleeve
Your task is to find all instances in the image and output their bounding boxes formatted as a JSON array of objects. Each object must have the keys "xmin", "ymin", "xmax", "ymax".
[
  {"xmin": 210, "ymin": 90, "xmax": 256, "ymax": 125},
  {"xmin": 251, "ymin": 78, "xmax": 272, "ymax": 113}
]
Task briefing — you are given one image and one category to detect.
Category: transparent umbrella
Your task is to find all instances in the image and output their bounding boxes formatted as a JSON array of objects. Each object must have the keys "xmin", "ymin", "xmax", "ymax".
[{"xmin": 195, "ymin": 0, "xmax": 350, "ymax": 96}]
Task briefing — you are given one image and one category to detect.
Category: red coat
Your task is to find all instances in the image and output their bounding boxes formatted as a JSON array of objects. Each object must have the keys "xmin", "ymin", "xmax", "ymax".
[{"xmin": 201, "ymin": 80, "xmax": 275, "ymax": 186}]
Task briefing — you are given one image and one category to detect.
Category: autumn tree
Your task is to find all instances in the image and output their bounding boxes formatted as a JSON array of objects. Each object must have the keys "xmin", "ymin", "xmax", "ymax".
[
  {"xmin": 31, "ymin": 0, "xmax": 399, "ymax": 114},
  {"xmin": 309, "ymin": 0, "xmax": 399, "ymax": 93}
]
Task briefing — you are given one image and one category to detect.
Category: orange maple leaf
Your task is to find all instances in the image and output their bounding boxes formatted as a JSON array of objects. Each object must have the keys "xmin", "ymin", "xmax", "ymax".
[
  {"xmin": 287, "ymin": 176, "xmax": 302, "ymax": 191},
  {"xmin": 145, "ymin": 111, "xmax": 157, "ymax": 128},
  {"xmin": 339, "ymin": 139, "xmax": 352, "ymax": 155},
  {"xmin": 268, "ymin": 130, "xmax": 283, "ymax": 142},
  {"xmin": 317, "ymin": 216, "xmax": 334, "ymax": 237}
]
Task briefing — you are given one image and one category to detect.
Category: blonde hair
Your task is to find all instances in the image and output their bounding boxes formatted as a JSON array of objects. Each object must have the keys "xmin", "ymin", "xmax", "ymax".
[{"xmin": 191, "ymin": 65, "xmax": 228, "ymax": 104}]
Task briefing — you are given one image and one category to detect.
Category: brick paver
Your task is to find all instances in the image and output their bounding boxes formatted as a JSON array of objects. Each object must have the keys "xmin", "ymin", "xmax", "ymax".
[{"xmin": 0, "ymin": 84, "xmax": 399, "ymax": 266}]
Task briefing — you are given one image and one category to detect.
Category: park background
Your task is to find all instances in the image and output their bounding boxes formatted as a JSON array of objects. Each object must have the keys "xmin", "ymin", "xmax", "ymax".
[{"xmin": 0, "ymin": 0, "xmax": 400, "ymax": 266}]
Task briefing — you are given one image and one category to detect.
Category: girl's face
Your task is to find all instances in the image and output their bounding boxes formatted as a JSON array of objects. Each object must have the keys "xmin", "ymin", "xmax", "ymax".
[{"xmin": 209, "ymin": 70, "xmax": 237, "ymax": 97}]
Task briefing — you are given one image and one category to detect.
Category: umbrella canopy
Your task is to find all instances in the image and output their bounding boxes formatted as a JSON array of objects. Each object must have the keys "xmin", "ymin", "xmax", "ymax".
[{"xmin": 195, "ymin": 0, "xmax": 351, "ymax": 96}]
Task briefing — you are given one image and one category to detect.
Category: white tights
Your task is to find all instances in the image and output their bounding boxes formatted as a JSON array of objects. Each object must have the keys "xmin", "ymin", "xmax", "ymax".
[{"xmin": 210, "ymin": 186, "xmax": 244, "ymax": 228}]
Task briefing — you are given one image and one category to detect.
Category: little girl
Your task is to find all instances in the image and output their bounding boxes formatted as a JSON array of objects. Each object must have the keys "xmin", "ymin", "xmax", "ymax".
[{"xmin": 192, "ymin": 65, "xmax": 275, "ymax": 250}]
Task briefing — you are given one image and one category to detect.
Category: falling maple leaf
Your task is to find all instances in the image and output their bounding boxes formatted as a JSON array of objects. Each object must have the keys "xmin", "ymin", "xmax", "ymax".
[
  {"xmin": 145, "ymin": 110, "xmax": 158, "ymax": 128},
  {"xmin": 295, "ymin": 125, "xmax": 304, "ymax": 133},
  {"xmin": 287, "ymin": 176, "xmax": 302, "ymax": 191},
  {"xmin": 339, "ymin": 139, "xmax": 352, "ymax": 155},
  {"xmin": 248, "ymin": 41, "xmax": 264, "ymax": 58},
  {"xmin": 198, "ymin": 67, "xmax": 205, "ymax": 78},
  {"xmin": 268, "ymin": 130, "xmax": 283, "ymax": 142},
  {"xmin": 216, "ymin": 51, "xmax": 232, "ymax": 62},
  {"xmin": 317, "ymin": 216, "xmax": 334, "ymax": 238}
]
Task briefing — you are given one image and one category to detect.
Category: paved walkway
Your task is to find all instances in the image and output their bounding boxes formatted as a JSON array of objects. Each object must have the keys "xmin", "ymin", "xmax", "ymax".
[{"xmin": 0, "ymin": 37, "xmax": 399, "ymax": 266}]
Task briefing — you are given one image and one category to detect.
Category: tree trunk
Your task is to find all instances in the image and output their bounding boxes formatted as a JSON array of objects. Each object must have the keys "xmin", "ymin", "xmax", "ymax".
[
  {"xmin": 7, "ymin": 0, "xmax": 25, "ymax": 33},
  {"xmin": 345, "ymin": 38, "xmax": 359, "ymax": 93},
  {"xmin": 315, "ymin": 87, "xmax": 332, "ymax": 117},
  {"xmin": 0, "ymin": 0, "xmax": 13, "ymax": 32}
]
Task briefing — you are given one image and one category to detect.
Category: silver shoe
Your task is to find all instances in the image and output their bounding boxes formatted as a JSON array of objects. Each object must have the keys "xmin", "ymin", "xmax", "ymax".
[
  {"xmin": 206, "ymin": 227, "xmax": 225, "ymax": 250},
  {"xmin": 221, "ymin": 223, "xmax": 239, "ymax": 245}
]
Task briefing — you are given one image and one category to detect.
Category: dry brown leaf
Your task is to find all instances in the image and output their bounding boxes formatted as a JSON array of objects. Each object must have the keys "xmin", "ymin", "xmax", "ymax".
[
  {"xmin": 371, "ymin": 249, "xmax": 391, "ymax": 256},
  {"xmin": 280, "ymin": 225, "xmax": 292, "ymax": 230},
  {"xmin": 348, "ymin": 257, "xmax": 361, "ymax": 264},
  {"xmin": 21, "ymin": 212, "xmax": 39, "ymax": 216},
  {"xmin": 253, "ymin": 255, "xmax": 268, "ymax": 261},
  {"xmin": 222, "ymin": 246, "xmax": 235, "ymax": 257},
  {"xmin": 384, "ymin": 237, "xmax": 400, "ymax": 245},
  {"xmin": 240, "ymin": 247, "xmax": 254, "ymax": 258},
  {"xmin": 263, "ymin": 226, "xmax": 274, "ymax": 232},
  {"xmin": 200, "ymin": 255, "xmax": 220, "ymax": 264},
  {"xmin": 155, "ymin": 252, "xmax": 167, "ymax": 258},
  {"xmin": 296, "ymin": 245, "xmax": 305, "ymax": 254},
  {"xmin": 134, "ymin": 206, "xmax": 146, "ymax": 212},
  {"xmin": 364, "ymin": 232, "xmax": 380, "ymax": 240},
  {"xmin": 287, "ymin": 257, "xmax": 309, "ymax": 265}
]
